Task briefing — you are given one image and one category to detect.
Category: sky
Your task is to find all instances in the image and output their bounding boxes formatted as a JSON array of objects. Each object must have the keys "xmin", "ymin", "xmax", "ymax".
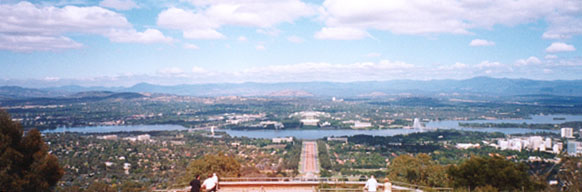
[{"xmin": 0, "ymin": 0, "xmax": 581, "ymax": 87}]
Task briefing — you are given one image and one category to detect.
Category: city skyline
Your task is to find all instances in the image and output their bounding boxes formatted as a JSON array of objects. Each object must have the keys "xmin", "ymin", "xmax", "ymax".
[{"xmin": 1, "ymin": 0, "xmax": 581, "ymax": 87}]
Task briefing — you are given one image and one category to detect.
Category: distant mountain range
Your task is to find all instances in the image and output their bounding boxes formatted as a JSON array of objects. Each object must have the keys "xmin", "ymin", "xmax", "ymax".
[{"xmin": 1, "ymin": 77, "xmax": 581, "ymax": 99}]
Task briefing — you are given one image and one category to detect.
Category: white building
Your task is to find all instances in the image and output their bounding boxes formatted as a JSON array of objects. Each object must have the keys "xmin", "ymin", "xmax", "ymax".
[
  {"xmin": 510, "ymin": 138, "xmax": 523, "ymax": 151},
  {"xmin": 327, "ymin": 137, "xmax": 348, "ymax": 143},
  {"xmin": 123, "ymin": 163, "xmax": 131, "ymax": 175},
  {"xmin": 272, "ymin": 137, "xmax": 293, "ymax": 143},
  {"xmin": 137, "ymin": 134, "xmax": 151, "ymax": 141},
  {"xmin": 301, "ymin": 119, "xmax": 320, "ymax": 126},
  {"xmin": 352, "ymin": 121, "xmax": 373, "ymax": 129},
  {"xmin": 456, "ymin": 143, "xmax": 480, "ymax": 149},
  {"xmin": 124, "ymin": 134, "xmax": 151, "ymax": 142},
  {"xmin": 567, "ymin": 141, "xmax": 582, "ymax": 156},
  {"xmin": 97, "ymin": 135, "xmax": 118, "ymax": 140},
  {"xmin": 561, "ymin": 128, "xmax": 574, "ymax": 138},
  {"xmin": 553, "ymin": 143, "xmax": 563, "ymax": 154},
  {"xmin": 544, "ymin": 138, "xmax": 552, "ymax": 149},
  {"xmin": 260, "ymin": 121, "xmax": 284, "ymax": 129},
  {"xmin": 529, "ymin": 136, "xmax": 544, "ymax": 150}
]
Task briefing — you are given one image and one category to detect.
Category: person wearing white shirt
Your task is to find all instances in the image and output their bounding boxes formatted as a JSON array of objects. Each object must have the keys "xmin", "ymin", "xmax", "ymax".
[
  {"xmin": 384, "ymin": 178, "xmax": 392, "ymax": 192},
  {"xmin": 211, "ymin": 173, "xmax": 219, "ymax": 191},
  {"xmin": 364, "ymin": 175, "xmax": 379, "ymax": 192},
  {"xmin": 201, "ymin": 174, "xmax": 216, "ymax": 192}
]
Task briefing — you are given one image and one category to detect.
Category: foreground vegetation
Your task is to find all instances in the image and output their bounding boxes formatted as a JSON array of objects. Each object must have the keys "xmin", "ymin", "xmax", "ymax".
[{"xmin": 0, "ymin": 110, "xmax": 63, "ymax": 191}]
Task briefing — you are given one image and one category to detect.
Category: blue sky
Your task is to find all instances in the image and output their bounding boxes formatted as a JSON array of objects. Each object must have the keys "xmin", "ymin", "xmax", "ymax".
[{"xmin": 0, "ymin": 0, "xmax": 581, "ymax": 87}]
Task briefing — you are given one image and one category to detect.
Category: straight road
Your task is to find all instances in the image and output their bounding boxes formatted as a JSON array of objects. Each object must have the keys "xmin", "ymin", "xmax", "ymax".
[{"xmin": 300, "ymin": 141, "xmax": 319, "ymax": 177}]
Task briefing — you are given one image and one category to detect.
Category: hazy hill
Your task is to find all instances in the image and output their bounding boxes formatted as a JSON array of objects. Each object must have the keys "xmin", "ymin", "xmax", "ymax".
[
  {"xmin": 0, "ymin": 91, "xmax": 145, "ymax": 105},
  {"xmin": 0, "ymin": 86, "xmax": 69, "ymax": 98},
  {"xmin": 3, "ymin": 77, "xmax": 582, "ymax": 98},
  {"xmin": 116, "ymin": 77, "xmax": 582, "ymax": 97}
]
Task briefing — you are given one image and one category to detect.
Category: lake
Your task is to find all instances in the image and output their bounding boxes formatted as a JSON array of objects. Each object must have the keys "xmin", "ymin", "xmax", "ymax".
[
  {"xmin": 43, "ymin": 114, "xmax": 577, "ymax": 139},
  {"xmin": 42, "ymin": 124, "xmax": 187, "ymax": 133}
]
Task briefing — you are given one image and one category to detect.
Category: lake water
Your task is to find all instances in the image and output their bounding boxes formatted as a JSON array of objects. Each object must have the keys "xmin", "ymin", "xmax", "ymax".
[
  {"xmin": 42, "ymin": 124, "xmax": 186, "ymax": 133},
  {"xmin": 43, "ymin": 114, "xmax": 578, "ymax": 139}
]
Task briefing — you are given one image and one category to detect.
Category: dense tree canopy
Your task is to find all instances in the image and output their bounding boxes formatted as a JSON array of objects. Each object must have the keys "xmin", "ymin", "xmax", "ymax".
[
  {"xmin": 182, "ymin": 153, "xmax": 241, "ymax": 185},
  {"xmin": 557, "ymin": 156, "xmax": 582, "ymax": 191},
  {"xmin": 448, "ymin": 156, "xmax": 536, "ymax": 191},
  {"xmin": 387, "ymin": 153, "xmax": 450, "ymax": 187},
  {"xmin": 0, "ymin": 109, "xmax": 63, "ymax": 191}
]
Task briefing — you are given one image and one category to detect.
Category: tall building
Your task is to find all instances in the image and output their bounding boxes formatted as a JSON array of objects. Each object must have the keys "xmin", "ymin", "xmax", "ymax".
[
  {"xmin": 553, "ymin": 143, "xmax": 563, "ymax": 154},
  {"xmin": 567, "ymin": 141, "xmax": 582, "ymax": 156},
  {"xmin": 529, "ymin": 136, "xmax": 543, "ymax": 150},
  {"xmin": 561, "ymin": 127, "xmax": 574, "ymax": 138},
  {"xmin": 412, "ymin": 118, "xmax": 424, "ymax": 129},
  {"xmin": 544, "ymin": 138, "xmax": 552, "ymax": 149}
]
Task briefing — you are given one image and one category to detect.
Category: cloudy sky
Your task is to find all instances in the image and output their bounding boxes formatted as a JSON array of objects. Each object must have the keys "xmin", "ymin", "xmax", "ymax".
[{"xmin": 1, "ymin": 0, "xmax": 581, "ymax": 87}]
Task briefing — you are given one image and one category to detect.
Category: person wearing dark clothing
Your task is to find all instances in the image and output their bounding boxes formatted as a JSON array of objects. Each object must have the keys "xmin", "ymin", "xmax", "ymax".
[{"xmin": 190, "ymin": 175, "xmax": 201, "ymax": 192}]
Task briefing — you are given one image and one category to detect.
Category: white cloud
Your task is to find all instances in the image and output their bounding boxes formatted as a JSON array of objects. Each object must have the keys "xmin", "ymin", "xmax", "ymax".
[
  {"xmin": 287, "ymin": 35, "xmax": 304, "ymax": 43},
  {"xmin": 237, "ymin": 36, "xmax": 248, "ymax": 42},
  {"xmin": 157, "ymin": 0, "xmax": 315, "ymax": 39},
  {"xmin": 107, "ymin": 29, "xmax": 173, "ymax": 43},
  {"xmin": 546, "ymin": 42, "xmax": 576, "ymax": 52},
  {"xmin": 542, "ymin": 1, "xmax": 582, "ymax": 39},
  {"xmin": 43, "ymin": 76, "xmax": 61, "ymax": 81},
  {"xmin": 545, "ymin": 55, "xmax": 558, "ymax": 59},
  {"xmin": 0, "ymin": 2, "xmax": 130, "ymax": 35},
  {"xmin": 515, "ymin": 56, "xmax": 541, "ymax": 66},
  {"xmin": 475, "ymin": 61, "xmax": 503, "ymax": 69},
  {"xmin": 314, "ymin": 27, "xmax": 369, "ymax": 40},
  {"xmin": 469, "ymin": 39, "xmax": 495, "ymax": 46},
  {"xmin": 183, "ymin": 43, "xmax": 199, "ymax": 50},
  {"xmin": 255, "ymin": 45, "xmax": 266, "ymax": 50},
  {"xmin": 183, "ymin": 29, "xmax": 225, "ymax": 39},
  {"xmin": 0, "ymin": 2, "xmax": 170, "ymax": 51},
  {"xmin": 317, "ymin": 0, "xmax": 582, "ymax": 39},
  {"xmin": 158, "ymin": 67, "xmax": 185, "ymax": 76},
  {"xmin": 0, "ymin": 34, "xmax": 83, "ymax": 52},
  {"xmin": 438, "ymin": 62, "xmax": 468, "ymax": 70},
  {"xmin": 157, "ymin": 7, "xmax": 225, "ymax": 39},
  {"xmin": 99, "ymin": 0, "xmax": 137, "ymax": 10}
]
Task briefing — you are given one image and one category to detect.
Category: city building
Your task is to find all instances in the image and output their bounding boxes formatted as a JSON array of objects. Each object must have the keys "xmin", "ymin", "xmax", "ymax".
[
  {"xmin": 567, "ymin": 141, "xmax": 582, "ymax": 156},
  {"xmin": 300, "ymin": 119, "xmax": 320, "ymax": 126},
  {"xmin": 137, "ymin": 134, "xmax": 151, "ymax": 141},
  {"xmin": 327, "ymin": 137, "xmax": 348, "ymax": 143},
  {"xmin": 272, "ymin": 137, "xmax": 293, "ymax": 143},
  {"xmin": 561, "ymin": 127, "xmax": 574, "ymax": 138},
  {"xmin": 352, "ymin": 121, "xmax": 373, "ymax": 129},
  {"xmin": 123, "ymin": 163, "xmax": 131, "ymax": 175},
  {"xmin": 553, "ymin": 143, "xmax": 563, "ymax": 154},
  {"xmin": 412, "ymin": 118, "xmax": 425, "ymax": 129},
  {"xmin": 529, "ymin": 136, "xmax": 544, "ymax": 151},
  {"xmin": 123, "ymin": 134, "xmax": 151, "ymax": 142},
  {"xmin": 97, "ymin": 135, "xmax": 118, "ymax": 140},
  {"xmin": 497, "ymin": 136, "xmax": 555, "ymax": 152},
  {"xmin": 544, "ymin": 138, "xmax": 552, "ymax": 149},
  {"xmin": 260, "ymin": 121, "xmax": 284, "ymax": 129},
  {"xmin": 456, "ymin": 143, "xmax": 480, "ymax": 149}
]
